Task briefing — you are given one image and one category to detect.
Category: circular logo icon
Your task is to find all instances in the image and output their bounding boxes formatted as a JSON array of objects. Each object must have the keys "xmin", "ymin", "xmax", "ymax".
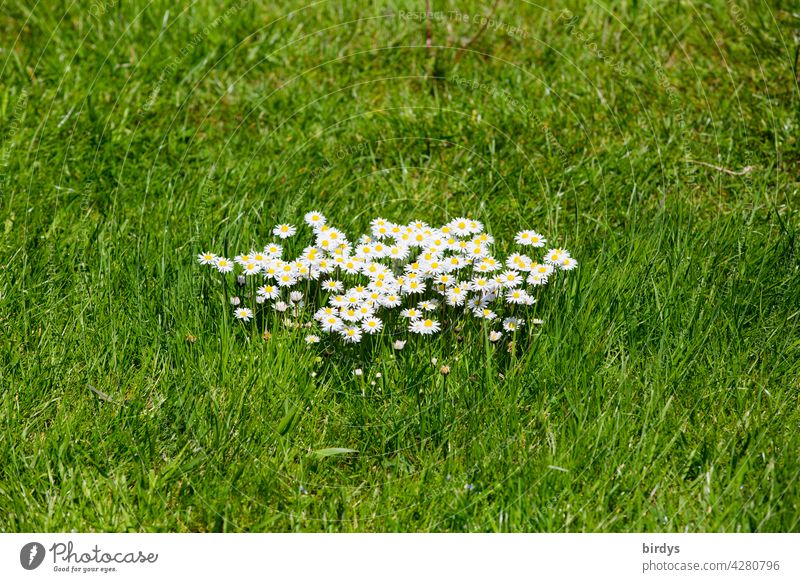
[{"xmin": 20, "ymin": 542, "xmax": 46, "ymax": 570}]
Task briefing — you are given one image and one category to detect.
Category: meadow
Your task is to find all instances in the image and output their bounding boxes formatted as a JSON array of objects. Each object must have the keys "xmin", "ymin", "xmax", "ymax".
[{"xmin": 1, "ymin": 0, "xmax": 798, "ymax": 532}]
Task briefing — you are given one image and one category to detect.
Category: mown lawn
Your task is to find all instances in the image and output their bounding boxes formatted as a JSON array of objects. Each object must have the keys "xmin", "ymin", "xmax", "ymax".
[{"xmin": 1, "ymin": 0, "xmax": 798, "ymax": 531}]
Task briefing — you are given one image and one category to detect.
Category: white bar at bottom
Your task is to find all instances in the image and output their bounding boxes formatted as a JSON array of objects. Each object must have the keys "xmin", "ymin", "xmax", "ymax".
[{"xmin": 0, "ymin": 533, "xmax": 797, "ymax": 581}]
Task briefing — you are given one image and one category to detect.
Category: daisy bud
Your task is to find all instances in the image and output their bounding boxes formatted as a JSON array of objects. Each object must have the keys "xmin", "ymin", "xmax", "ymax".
[
  {"xmin": 489, "ymin": 330, "xmax": 503, "ymax": 342},
  {"xmin": 237, "ymin": 275, "xmax": 246, "ymax": 287},
  {"xmin": 256, "ymin": 295, "xmax": 266, "ymax": 304},
  {"xmin": 431, "ymin": 357, "xmax": 438, "ymax": 365},
  {"xmin": 353, "ymin": 368, "xmax": 363, "ymax": 376},
  {"xmin": 290, "ymin": 291, "xmax": 303, "ymax": 303},
  {"xmin": 393, "ymin": 340, "xmax": 406, "ymax": 350},
  {"xmin": 230, "ymin": 296, "xmax": 241, "ymax": 306}
]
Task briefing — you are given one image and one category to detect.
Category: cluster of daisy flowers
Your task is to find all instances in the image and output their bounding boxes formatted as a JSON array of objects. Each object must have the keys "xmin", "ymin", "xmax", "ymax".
[{"xmin": 197, "ymin": 211, "xmax": 576, "ymax": 345}]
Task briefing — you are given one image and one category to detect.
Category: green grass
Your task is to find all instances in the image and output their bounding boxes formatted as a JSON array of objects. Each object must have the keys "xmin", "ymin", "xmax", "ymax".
[{"xmin": 1, "ymin": 0, "xmax": 799, "ymax": 532}]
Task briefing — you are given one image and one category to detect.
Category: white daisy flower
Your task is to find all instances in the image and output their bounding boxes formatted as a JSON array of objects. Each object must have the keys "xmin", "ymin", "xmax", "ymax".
[
  {"xmin": 290, "ymin": 291, "xmax": 304, "ymax": 303},
  {"xmin": 320, "ymin": 315, "xmax": 344, "ymax": 332},
  {"xmin": 400, "ymin": 307, "xmax": 422, "ymax": 320},
  {"xmin": 473, "ymin": 307, "xmax": 497, "ymax": 320},
  {"xmin": 198, "ymin": 251, "xmax": 216, "ymax": 265},
  {"xmin": 277, "ymin": 273, "xmax": 297, "ymax": 287},
  {"xmin": 515, "ymin": 230, "xmax": 546, "ymax": 247},
  {"xmin": 321, "ymin": 279, "xmax": 344, "ymax": 292},
  {"xmin": 559, "ymin": 256, "xmax": 578, "ymax": 270},
  {"xmin": 234, "ymin": 307, "xmax": 253, "ymax": 321},
  {"xmin": 505, "ymin": 289, "xmax": 530, "ymax": 305},
  {"xmin": 273, "ymin": 223, "xmax": 297, "ymax": 239},
  {"xmin": 304, "ymin": 211, "xmax": 326, "ymax": 229},
  {"xmin": 544, "ymin": 248, "xmax": 570, "ymax": 264},
  {"xmin": 410, "ymin": 318, "xmax": 441, "ymax": 335},
  {"xmin": 264, "ymin": 243, "xmax": 283, "ymax": 257},
  {"xmin": 380, "ymin": 294, "xmax": 402, "ymax": 308},
  {"xmin": 489, "ymin": 330, "xmax": 503, "ymax": 342},
  {"xmin": 234, "ymin": 253, "xmax": 252, "ymax": 266},
  {"xmin": 274, "ymin": 301, "xmax": 289, "ymax": 312},
  {"xmin": 215, "ymin": 257, "xmax": 234, "ymax": 273},
  {"xmin": 503, "ymin": 317, "xmax": 524, "ymax": 332},
  {"xmin": 362, "ymin": 317, "xmax": 383, "ymax": 334},
  {"xmin": 340, "ymin": 326, "xmax": 363, "ymax": 343},
  {"xmin": 527, "ymin": 273, "xmax": 549, "ymax": 286},
  {"xmin": 257, "ymin": 284, "xmax": 279, "ymax": 299},
  {"xmin": 243, "ymin": 261, "xmax": 260, "ymax": 276},
  {"xmin": 305, "ymin": 334, "xmax": 321, "ymax": 344},
  {"xmin": 418, "ymin": 299, "xmax": 439, "ymax": 311},
  {"xmin": 393, "ymin": 340, "xmax": 406, "ymax": 350},
  {"xmin": 497, "ymin": 270, "xmax": 522, "ymax": 288},
  {"xmin": 445, "ymin": 285, "xmax": 468, "ymax": 306}
]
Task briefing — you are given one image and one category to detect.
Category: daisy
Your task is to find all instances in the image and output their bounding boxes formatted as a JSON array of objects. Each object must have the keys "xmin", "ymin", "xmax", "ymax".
[
  {"xmin": 489, "ymin": 330, "xmax": 503, "ymax": 342},
  {"xmin": 257, "ymin": 284, "xmax": 279, "ymax": 299},
  {"xmin": 410, "ymin": 318, "xmax": 441, "ymax": 335},
  {"xmin": 497, "ymin": 270, "xmax": 522, "ymax": 288},
  {"xmin": 289, "ymin": 291, "xmax": 304, "ymax": 303},
  {"xmin": 264, "ymin": 243, "xmax": 283, "ymax": 257},
  {"xmin": 531, "ymin": 263, "xmax": 555, "ymax": 277},
  {"xmin": 273, "ymin": 223, "xmax": 297, "ymax": 239},
  {"xmin": 215, "ymin": 257, "xmax": 234, "ymax": 273},
  {"xmin": 503, "ymin": 317, "xmax": 524, "ymax": 332},
  {"xmin": 234, "ymin": 307, "xmax": 253, "ymax": 321},
  {"xmin": 314, "ymin": 306, "xmax": 336, "ymax": 320},
  {"xmin": 445, "ymin": 285, "xmax": 468, "ymax": 306},
  {"xmin": 340, "ymin": 308, "xmax": 361, "ymax": 322},
  {"xmin": 362, "ymin": 317, "xmax": 383, "ymax": 334},
  {"xmin": 449, "ymin": 217, "xmax": 472, "ymax": 237},
  {"xmin": 401, "ymin": 307, "xmax": 422, "ymax": 320},
  {"xmin": 277, "ymin": 273, "xmax": 296, "ymax": 287},
  {"xmin": 515, "ymin": 230, "xmax": 546, "ymax": 247},
  {"xmin": 388, "ymin": 245, "xmax": 410, "ymax": 260},
  {"xmin": 197, "ymin": 251, "xmax": 216, "ymax": 265},
  {"xmin": 305, "ymin": 335, "xmax": 321, "ymax": 344},
  {"xmin": 418, "ymin": 299, "xmax": 439, "ymax": 311},
  {"xmin": 470, "ymin": 276, "xmax": 495, "ymax": 293},
  {"xmin": 304, "ymin": 211, "xmax": 326, "ymax": 229},
  {"xmin": 340, "ymin": 326, "xmax": 363, "ymax": 343},
  {"xmin": 559, "ymin": 256, "xmax": 578, "ymax": 270},
  {"xmin": 274, "ymin": 301, "xmax": 289, "ymax": 312},
  {"xmin": 243, "ymin": 261, "xmax": 260, "ymax": 276},
  {"xmin": 381, "ymin": 294, "xmax": 402, "ymax": 308},
  {"xmin": 473, "ymin": 307, "xmax": 497, "ymax": 320},
  {"xmin": 234, "ymin": 253, "xmax": 252, "ymax": 266},
  {"xmin": 321, "ymin": 280, "xmax": 344, "ymax": 293},
  {"xmin": 434, "ymin": 273, "xmax": 455, "ymax": 287},
  {"xmin": 506, "ymin": 289, "xmax": 530, "ymax": 305},
  {"xmin": 544, "ymin": 248, "xmax": 570, "ymax": 264},
  {"xmin": 320, "ymin": 315, "xmax": 344, "ymax": 332},
  {"xmin": 527, "ymin": 273, "xmax": 549, "ymax": 286},
  {"xmin": 393, "ymin": 340, "xmax": 406, "ymax": 350},
  {"xmin": 330, "ymin": 295, "xmax": 348, "ymax": 308},
  {"xmin": 402, "ymin": 279, "xmax": 425, "ymax": 295}
]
